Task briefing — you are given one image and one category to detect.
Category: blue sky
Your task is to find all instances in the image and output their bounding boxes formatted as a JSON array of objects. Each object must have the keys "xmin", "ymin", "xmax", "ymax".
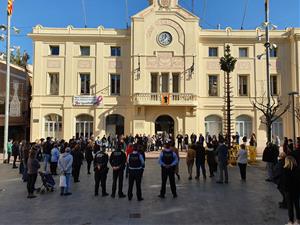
[{"xmin": 0, "ymin": 0, "xmax": 299, "ymax": 63}]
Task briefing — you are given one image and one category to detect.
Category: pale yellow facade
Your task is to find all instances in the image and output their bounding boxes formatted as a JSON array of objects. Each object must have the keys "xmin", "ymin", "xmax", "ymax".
[{"xmin": 29, "ymin": 0, "xmax": 300, "ymax": 148}]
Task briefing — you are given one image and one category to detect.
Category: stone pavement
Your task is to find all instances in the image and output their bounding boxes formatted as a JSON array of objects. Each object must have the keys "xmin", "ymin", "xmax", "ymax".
[{"xmin": 0, "ymin": 159, "xmax": 287, "ymax": 225}]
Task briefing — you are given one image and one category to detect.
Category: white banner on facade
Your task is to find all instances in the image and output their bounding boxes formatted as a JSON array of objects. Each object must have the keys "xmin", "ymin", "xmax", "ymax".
[{"xmin": 73, "ymin": 96, "xmax": 103, "ymax": 106}]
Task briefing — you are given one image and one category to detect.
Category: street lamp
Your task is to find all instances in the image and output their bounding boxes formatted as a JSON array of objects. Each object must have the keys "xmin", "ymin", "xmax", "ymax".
[
  {"xmin": 0, "ymin": 21, "xmax": 20, "ymax": 163},
  {"xmin": 288, "ymin": 91, "xmax": 299, "ymax": 147},
  {"xmin": 256, "ymin": 0, "xmax": 278, "ymax": 142}
]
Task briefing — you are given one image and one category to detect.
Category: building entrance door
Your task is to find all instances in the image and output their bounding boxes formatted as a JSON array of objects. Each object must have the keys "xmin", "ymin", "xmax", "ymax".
[
  {"xmin": 155, "ymin": 115, "xmax": 174, "ymax": 136},
  {"xmin": 106, "ymin": 114, "xmax": 125, "ymax": 136}
]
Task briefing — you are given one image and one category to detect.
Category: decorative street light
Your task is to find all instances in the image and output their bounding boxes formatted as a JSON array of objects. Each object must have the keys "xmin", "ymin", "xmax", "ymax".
[{"xmin": 1, "ymin": 14, "xmax": 21, "ymax": 162}]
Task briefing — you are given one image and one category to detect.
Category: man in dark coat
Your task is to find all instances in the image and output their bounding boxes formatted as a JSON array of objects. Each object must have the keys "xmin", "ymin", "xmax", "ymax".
[
  {"xmin": 94, "ymin": 148, "xmax": 109, "ymax": 196},
  {"xmin": 71, "ymin": 145, "xmax": 84, "ymax": 183},
  {"xmin": 194, "ymin": 142, "xmax": 206, "ymax": 180},
  {"xmin": 110, "ymin": 145, "xmax": 127, "ymax": 198},
  {"xmin": 216, "ymin": 138, "xmax": 229, "ymax": 184},
  {"xmin": 263, "ymin": 142, "xmax": 279, "ymax": 182}
]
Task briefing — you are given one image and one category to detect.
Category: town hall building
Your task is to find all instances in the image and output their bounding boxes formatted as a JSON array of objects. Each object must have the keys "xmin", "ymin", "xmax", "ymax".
[{"xmin": 29, "ymin": 0, "xmax": 300, "ymax": 147}]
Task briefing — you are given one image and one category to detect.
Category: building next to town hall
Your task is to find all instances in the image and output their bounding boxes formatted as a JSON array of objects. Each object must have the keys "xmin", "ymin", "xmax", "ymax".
[
  {"xmin": 0, "ymin": 61, "xmax": 31, "ymax": 150},
  {"xmin": 29, "ymin": 0, "xmax": 300, "ymax": 148}
]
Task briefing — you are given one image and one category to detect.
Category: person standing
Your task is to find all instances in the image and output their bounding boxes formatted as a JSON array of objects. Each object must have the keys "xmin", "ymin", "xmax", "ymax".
[
  {"xmin": 27, "ymin": 149, "xmax": 40, "ymax": 198},
  {"xmin": 262, "ymin": 142, "xmax": 279, "ymax": 182},
  {"xmin": 282, "ymin": 156, "xmax": 300, "ymax": 225},
  {"xmin": 176, "ymin": 134, "xmax": 183, "ymax": 151},
  {"xmin": 171, "ymin": 141, "xmax": 180, "ymax": 180},
  {"xmin": 127, "ymin": 144, "xmax": 145, "ymax": 201},
  {"xmin": 206, "ymin": 138, "xmax": 216, "ymax": 178},
  {"xmin": 12, "ymin": 141, "xmax": 19, "ymax": 169},
  {"xmin": 273, "ymin": 152, "xmax": 287, "ymax": 209},
  {"xmin": 71, "ymin": 144, "xmax": 84, "ymax": 183},
  {"xmin": 58, "ymin": 147, "xmax": 73, "ymax": 196},
  {"xmin": 85, "ymin": 140, "xmax": 94, "ymax": 175},
  {"xmin": 186, "ymin": 145, "xmax": 196, "ymax": 180},
  {"xmin": 216, "ymin": 138, "xmax": 229, "ymax": 184},
  {"xmin": 50, "ymin": 144, "xmax": 60, "ymax": 175},
  {"xmin": 109, "ymin": 146, "xmax": 127, "ymax": 198},
  {"xmin": 43, "ymin": 137, "xmax": 52, "ymax": 171},
  {"xmin": 158, "ymin": 143, "xmax": 178, "ymax": 198},
  {"xmin": 93, "ymin": 147, "xmax": 109, "ymax": 197},
  {"xmin": 184, "ymin": 134, "xmax": 189, "ymax": 151},
  {"xmin": 195, "ymin": 142, "xmax": 206, "ymax": 180},
  {"xmin": 7, "ymin": 139, "xmax": 13, "ymax": 164},
  {"xmin": 237, "ymin": 144, "xmax": 248, "ymax": 181}
]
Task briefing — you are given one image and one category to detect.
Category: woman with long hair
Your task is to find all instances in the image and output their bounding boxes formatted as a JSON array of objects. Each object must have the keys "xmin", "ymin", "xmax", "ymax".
[{"xmin": 283, "ymin": 156, "xmax": 300, "ymax": 225}]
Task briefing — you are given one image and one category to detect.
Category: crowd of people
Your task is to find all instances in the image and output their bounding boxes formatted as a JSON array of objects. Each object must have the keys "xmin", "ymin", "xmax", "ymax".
[{"xmin": 4, "ymin": 132, "xmax": 300, "ymax": 225}]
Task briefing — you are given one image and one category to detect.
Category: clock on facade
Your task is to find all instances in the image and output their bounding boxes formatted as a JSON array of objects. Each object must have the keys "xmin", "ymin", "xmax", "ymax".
[{"xmin": 157, "ymin": 32, "xmax": 172, "ymax": 46}]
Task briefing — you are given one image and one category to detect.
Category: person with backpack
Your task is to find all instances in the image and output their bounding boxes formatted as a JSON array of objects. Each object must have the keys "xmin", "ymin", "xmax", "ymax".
[
  {"xmin": 158, "ymin": 142, "xmax": 178, "ymax": 198},
  {"xmin": 93, "ymin": 147, "xmax": 109, "ymax": 197},
  {"xmin": 127, "ymin": 144, "xmax": 145, "ymax": 201}
]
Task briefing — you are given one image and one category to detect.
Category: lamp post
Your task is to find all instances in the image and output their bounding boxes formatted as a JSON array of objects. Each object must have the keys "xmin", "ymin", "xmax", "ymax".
[
  {"xmin": 288, "ymin": 91, "xmax": 299, "ymax": 146},
  {"xmin": 264, "ymin": 0, "xmax": 272, "ymax": 142},
  {"xmin": 3, "ymin": 14, "xmax": 11, "ymax": 163}
]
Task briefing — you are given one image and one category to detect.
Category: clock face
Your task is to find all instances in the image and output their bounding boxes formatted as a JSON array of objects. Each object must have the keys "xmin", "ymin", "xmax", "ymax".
[{"xmin": 158, "ymin": 32, "xmax": 172, "ymax": 46}]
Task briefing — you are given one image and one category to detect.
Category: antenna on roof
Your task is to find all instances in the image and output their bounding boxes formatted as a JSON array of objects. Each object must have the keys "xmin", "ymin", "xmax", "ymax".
[
  {"xmin": 192, "ymin": 0, "xmax": 195, "ymax": 14},
  {"xmin": 240, "ymin": 0, "xmax": 249, "ymax": 30},
  {"xmin": 81, "ymin": 0, "xmax": 87, "ymax": 28},
  {"xmin": 125, "ymin": 0, "xmax": 129, "ymax": 29}
]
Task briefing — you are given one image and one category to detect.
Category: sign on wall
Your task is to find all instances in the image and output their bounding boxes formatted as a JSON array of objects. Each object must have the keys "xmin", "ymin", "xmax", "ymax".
[{"xmin": 73, "ymin": 96, "xmax": 103, "ymax": 106}]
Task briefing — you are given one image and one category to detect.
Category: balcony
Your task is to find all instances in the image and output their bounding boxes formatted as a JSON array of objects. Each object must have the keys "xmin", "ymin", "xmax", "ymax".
[{"xmin": 133, "ymin": 93, "xmax": 198, "ymax": 106}]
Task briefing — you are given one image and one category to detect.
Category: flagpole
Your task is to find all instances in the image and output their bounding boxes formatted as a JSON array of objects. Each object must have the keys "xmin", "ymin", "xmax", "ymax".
[{"xmin": 3, "ymin": 12, "xmax": 11, "ymax": 163}]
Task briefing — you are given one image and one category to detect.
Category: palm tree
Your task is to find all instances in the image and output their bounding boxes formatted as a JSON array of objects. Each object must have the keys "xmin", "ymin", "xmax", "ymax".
[{"xmin": 220, "ymin": 45, "xmax": 237, "ymax": 149}]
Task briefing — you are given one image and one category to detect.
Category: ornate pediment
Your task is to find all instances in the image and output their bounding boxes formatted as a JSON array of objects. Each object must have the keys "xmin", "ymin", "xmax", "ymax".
[{"xmin": 133, "ymin": 0, "xmax": 198, "ymax": 20}]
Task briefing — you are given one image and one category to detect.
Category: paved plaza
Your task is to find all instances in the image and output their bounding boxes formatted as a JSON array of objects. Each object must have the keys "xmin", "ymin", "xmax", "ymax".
[{"xmin": 0, "ymin": 158, "xmax": 287, "ymax": 225}]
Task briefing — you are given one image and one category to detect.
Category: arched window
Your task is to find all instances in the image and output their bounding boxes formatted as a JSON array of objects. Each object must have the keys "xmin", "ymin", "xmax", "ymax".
[
  {"xmin": 76, "ymin": 115, "xmax": 93, "ymax": 139},
  {"xmin": 236, "ymin": 115, "xmax": 252, "ymax": 139},
  {"xmin": 205, "ymin": 115, "xmax": 223, "ymax": 137},
  {"xmin": 272, "ymin": 118, "xmax": 283, "ymax": 141},
  {"xmin": 106, "ymin": 114, "xmax": 124, "ymax": 136},
  {"xmin": 44, "ymin": 114, "xmax": 62, "ymax": 139}
]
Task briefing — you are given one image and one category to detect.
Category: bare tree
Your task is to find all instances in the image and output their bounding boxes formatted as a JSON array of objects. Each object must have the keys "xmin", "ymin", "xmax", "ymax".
[
  {"xmin": 220, "ymin": 45, "xmax": 237, "ymax": 149},
  {"xmin": 251, "ymin": 94, "xmax": 290, "ymax": 142}
]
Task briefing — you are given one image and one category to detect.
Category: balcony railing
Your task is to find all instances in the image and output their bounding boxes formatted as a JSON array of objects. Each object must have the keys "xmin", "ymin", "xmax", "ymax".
[{"xmin": 133, "ymin": 93, "xmax": 198, "ymax": 106}]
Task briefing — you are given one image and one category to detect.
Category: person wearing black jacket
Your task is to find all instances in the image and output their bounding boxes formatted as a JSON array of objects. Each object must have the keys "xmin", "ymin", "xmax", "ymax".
[
  {"xmin": 109, "ymin": 145, "xmax": 127, "ymax": 198},
  {"xmin": 43, "ymin": 137, "xmax": 52, "ymax": 171},
  {"xmin": 194, "ymin": 142, "xmax": 206, "ymax": 180},
  {"xmin": 94, "ymin": 149, "xmax": 109, "ymax": 196},
  {"xmin": 282, "ymin": 156, "xmax": 300, "ymax": 225},
  {"xmin": 262, "ymin": 142, "xmax": 279, "ymax": 182},
  {"xmin": 272, "ymin": 152, "xmax": 287, "ymax": 208},
  {"xmin": 12, "ymin": 141, "xmax": 19, "ymax": 169},
  {"xmin": 85, "ymin": 141, "xmax": 94, "ymax": 175},
  {"xmin": 127, "ymin": 144, "xmax": 145, "ymax": 201},
  {"xmin": 71, "ymin": 144, "xmax": 84, "ymax": 183}
]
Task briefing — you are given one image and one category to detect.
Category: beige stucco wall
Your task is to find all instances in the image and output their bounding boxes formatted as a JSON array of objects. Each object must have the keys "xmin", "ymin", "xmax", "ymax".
[{"xmin": 29, "ymin": 0, "xmax": 300, "ymax": 150}]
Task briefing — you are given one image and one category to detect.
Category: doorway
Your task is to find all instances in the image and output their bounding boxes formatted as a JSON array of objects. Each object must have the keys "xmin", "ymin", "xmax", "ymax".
[{"xmin": 155, "ymin": 115, "xmax": 174, "ymax": 136}]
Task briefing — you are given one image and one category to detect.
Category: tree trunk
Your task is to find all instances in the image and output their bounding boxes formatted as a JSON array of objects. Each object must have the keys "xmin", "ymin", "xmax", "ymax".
[{"xmin": 227, "ymin": 72, "xmax": 231, "ymax": 149}]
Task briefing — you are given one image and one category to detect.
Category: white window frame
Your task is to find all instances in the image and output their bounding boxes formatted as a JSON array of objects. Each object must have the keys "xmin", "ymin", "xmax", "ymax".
[
  {"xmin": 208, "ymin": 74, "xmax": 219, "ymax": 96},
  {"xmin": 238, "ymin": 75, "xmax": 249, "ymax": 96},
  {"xmin": 110, "ymin": 74, "xmax": 121, "ymax": 95},
  {"xmin": 48, "ymin": 73, "xmax": 59, "ymax": 95}
]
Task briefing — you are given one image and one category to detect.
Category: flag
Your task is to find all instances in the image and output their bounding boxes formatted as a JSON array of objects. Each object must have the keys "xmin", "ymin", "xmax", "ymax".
[{"xmin": 7, "ymin": 0, "xmax": 13, "ymax": 16}]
